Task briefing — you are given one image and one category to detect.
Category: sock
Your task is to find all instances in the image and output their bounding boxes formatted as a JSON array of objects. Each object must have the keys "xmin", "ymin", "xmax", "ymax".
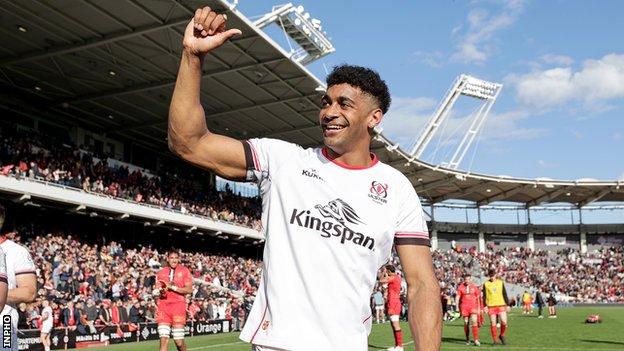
[
  {"xmin": 490, "ymin": 326, "xmax": 498, "ymax": 340},
  {"xmin": 472, "ymin": 325, "xmax": 479, "ymax": 341},
  {"xmin": 500, "ymin": 323, "xmax": 507, "ymax": 337},
  {"xmin": 464, "ymin": 324, "xmax": 470, "ymax": 340},
  {"xmin": 393, "ymin": 329, "xmax": 403, "ymax": 347}
]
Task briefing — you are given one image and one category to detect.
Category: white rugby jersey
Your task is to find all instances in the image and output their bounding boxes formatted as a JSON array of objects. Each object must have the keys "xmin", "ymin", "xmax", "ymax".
[
  {"xmin": 0, "ymin": 238, "xmax": 36, "ymax": 351},
  {"xmin": 239, "ymin": 139, "xmax": 429, "ymax": 351}
]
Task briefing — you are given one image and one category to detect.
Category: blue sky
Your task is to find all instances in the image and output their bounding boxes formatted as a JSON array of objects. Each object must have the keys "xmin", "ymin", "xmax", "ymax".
[{"xmin": 237, "ymin": 0, "xmax": 624, "ymax": 182}]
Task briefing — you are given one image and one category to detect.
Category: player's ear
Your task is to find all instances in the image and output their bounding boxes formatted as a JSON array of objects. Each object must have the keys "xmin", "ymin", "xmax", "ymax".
[{"xmin": 367, "ymin": 108, "xmax": 383, "ymax": 130}]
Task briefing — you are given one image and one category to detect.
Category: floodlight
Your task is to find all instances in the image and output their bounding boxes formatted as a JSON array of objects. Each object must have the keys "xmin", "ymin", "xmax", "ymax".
[
  {"xmin": 410, "ymin": 74, "xmax": 502, "ymax": 170},
  {"xmin": 254, "ymin": 3, "xmax": 335, "ymax": 65}
]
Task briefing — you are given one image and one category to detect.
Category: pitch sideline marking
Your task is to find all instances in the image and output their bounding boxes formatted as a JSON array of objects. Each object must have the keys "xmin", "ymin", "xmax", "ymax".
[{"xmin": 189, "ymin": 341, "xmax": 245, "ymax": 350}]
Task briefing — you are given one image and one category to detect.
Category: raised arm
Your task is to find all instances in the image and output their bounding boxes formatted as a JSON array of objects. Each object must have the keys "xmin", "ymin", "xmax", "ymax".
[
  {"xmin": 0, "ymin": 250, "xmax": 7, "ymax": 312},
  {"xmin": 396, "ymin": 245, "xmax": 442, "ymax": 350},
  {"xmin": 168, "ymin": 7, "xmax": 246, "ymax": 180}
]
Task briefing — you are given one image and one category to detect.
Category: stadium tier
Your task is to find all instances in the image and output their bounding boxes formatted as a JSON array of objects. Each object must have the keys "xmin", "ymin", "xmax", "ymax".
[{"xmin": 0, "ymin": 0, "xmax": 622, "ymax": 350}]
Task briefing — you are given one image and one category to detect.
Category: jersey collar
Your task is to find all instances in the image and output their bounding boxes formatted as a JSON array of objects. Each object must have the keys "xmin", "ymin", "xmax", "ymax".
[{"xmin": 321, "ymin": 147, "xmax": 379, "ymax": 170}]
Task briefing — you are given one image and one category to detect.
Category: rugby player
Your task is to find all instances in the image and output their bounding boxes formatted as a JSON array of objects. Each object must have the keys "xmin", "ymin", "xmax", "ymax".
[
  {"xmin": 155, "ymin": 251, "xmax": 193, "ymax": 351},
  {"xmin": 455, "ymin": 273, "xmax": 481, "ymax": 346},
  {"xmin": 372, "ymin": 289, "xmax": 385, "ymax": 324},
  {"xmin": 482, "ymin": 269, "xmax": 509, "ymax": 345},
  {"xmin": 168, "ymin": 6, "xmax": 442, "ymax": 350},
  {"xmin": 0, "ymin": 204, "xmax": 37, "ymax": 351},
  {"xmin": 547, "ymin": 292, "xmax": 557, "ymax": 318},
  {"xmin": 521, "ymin": 290, "xmax": 532, "ymax": 315},
  {"xmin": 40, "ymin": 299, "xmax": 53, "ymax": 351},
  {"xmin": 379, "ymin": 265, "xmax": 404, "ymax": 351}
]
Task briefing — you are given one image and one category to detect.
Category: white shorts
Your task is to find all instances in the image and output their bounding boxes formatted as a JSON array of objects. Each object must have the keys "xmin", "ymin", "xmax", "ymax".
[
  {"xmin": 389, "ymin": 315, "xmax": 400, "ymax": 322},
  {"xmin": 41, "ymin": 325, "xmax": 53, "ymax": 334},
  {"xmin": 375, "ymin": 305, "xmax": 384, "ymax": 312}
]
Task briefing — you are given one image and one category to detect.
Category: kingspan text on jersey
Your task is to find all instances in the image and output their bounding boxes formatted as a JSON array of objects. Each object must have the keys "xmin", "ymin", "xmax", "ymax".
[{"xmin": 289, "ymin": 209, "xmax": 375, "ymax": 250}]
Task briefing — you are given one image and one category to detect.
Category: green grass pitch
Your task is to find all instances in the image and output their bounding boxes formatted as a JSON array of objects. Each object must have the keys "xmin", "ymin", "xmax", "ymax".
[{"xmin": 94, "ymin": 307, "xmax": 624, "ymax": 350}]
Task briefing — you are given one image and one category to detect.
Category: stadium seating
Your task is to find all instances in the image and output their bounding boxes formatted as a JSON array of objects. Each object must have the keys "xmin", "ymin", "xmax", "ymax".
[
  {"xmin": 15, "ymin": 232, "xmax": 259, "ymax": 330},
  {"xmin": 431, "ymin": 247, "xmax": 623, "ymax": 303},
  {"xmin": 0, "ymin": 131, "xmax": 262, "ymax": 229}
]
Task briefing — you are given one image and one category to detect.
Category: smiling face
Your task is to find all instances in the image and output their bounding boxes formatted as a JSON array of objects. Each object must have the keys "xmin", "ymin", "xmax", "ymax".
[
  {"xmin": 319, "ymin": 83, "xmax": 383, "ymax": 155},
  {"xmin": 167, "ymin": 252, "xmax": 180, "ymax": 269}
]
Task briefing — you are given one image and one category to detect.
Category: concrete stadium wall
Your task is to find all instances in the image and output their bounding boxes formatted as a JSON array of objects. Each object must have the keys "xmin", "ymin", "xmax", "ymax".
[
  {"xmin": 432, "ymin": 220, "xmax": 623, "ymax": 252},
  {"xmin": 533, "ymin": 234, "xmax": 580, "ymax": 250}
]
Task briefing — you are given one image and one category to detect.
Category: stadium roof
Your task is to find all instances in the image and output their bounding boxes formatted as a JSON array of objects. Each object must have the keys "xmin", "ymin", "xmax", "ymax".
[{"xmin": 1, "ymin": 0, "xmax": 622, "ymax": 207}]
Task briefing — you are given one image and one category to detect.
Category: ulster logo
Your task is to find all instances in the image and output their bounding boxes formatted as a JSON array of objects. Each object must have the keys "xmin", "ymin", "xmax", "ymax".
[{"xmin": 369, "ymin": 181, "xmax": 388, "ymax": 204}]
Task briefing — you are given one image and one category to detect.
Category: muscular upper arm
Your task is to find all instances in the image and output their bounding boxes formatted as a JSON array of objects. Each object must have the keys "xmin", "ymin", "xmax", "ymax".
[
  {"xmin": 170, "ymin": 132, "xmax": 248, "ymax": 181},
  {"xmin": 0, "ymin": 282, "xmax": 7, "ymax": 312},
  {"xmin": 395, "ymin": 245, "xmax": 438, "ymax": 291},
  {"xmin": 15, "ymin": 273, "xmax": 37, "ymax": 303}
]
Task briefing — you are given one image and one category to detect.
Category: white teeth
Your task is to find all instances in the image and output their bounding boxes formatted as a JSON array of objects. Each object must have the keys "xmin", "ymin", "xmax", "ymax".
[{"xmin": 326, "ymin": 125, "xmax": 344, "ymax": 130}]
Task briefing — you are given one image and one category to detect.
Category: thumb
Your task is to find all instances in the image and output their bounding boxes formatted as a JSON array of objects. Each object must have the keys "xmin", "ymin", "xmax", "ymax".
[{"xmin": 214, "ymin": 28, "xmax": 242, "ymax": 44}]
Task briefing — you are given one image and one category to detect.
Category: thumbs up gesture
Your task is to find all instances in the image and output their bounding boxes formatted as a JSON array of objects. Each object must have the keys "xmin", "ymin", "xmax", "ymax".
[{"xmin": 183, "ymin": 6, "xmax": 242, "ymax": 56}]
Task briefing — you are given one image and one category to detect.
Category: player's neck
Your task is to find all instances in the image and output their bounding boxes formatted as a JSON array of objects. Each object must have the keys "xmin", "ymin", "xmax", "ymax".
[{"xmin": 323, "ymin": 146, "xmax": 377, "ymax": 169}]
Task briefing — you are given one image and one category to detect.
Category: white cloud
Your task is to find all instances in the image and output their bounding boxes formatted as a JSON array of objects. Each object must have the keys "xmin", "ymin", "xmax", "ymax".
[
  {"xmin": 506, "ymin": 53, "xmax": 624, "ymax": 110},
  {"xmin": 382, "ymin": 97, "xmax": 548, "ymax": 157},
  {"xmin": 381, "ymin": 97, "xmax": 437, "ymax": 148},
  {"xmin": 540, "ymin": 54, "xmax": 574, "ymax": 66},
  {"xmin": 538, "ymin": 159, "xmax": 558, "ymax": 168},
  {"xmin": 412, "ymin": 51, "xmax": 445, "ymax": 68},
  {"xmin": 569, "ymin": 129, "xmax": 583, "ymax": 139},
  {"xmin": 450, "ymin": 0, "xmax": 526, "ymax": 64}
]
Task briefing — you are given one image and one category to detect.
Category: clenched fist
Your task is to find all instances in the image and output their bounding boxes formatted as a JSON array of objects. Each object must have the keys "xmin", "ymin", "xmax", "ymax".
[{"xmin": 183, "ymin": 6, "xmax": 242, "ymax": 56}]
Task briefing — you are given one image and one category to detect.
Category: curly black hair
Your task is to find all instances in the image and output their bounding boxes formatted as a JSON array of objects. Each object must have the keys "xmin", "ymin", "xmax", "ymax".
[{"xmin": 325, "ymin": 64, "xmax": 391, "ymax": 114}]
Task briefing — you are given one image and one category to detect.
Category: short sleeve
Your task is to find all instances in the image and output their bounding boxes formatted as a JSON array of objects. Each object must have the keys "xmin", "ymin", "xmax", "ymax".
[
  {"xmin": 394, "ymin": 181, "xmax": 430, "ymax": 246},
  {"xmin": 0, "ymin": 248, "xmax": 7, "ymax": 284},
  {"xmin": 184, "ymin": 268, "xmax": 193, "ymax": 285},
  {"xmin": 14, "ymin": 244, "xmax": 36, "ymax": 277},
  {"xmin": 241, "ymin": 138, "xmax": 302, "ymax": 183}
]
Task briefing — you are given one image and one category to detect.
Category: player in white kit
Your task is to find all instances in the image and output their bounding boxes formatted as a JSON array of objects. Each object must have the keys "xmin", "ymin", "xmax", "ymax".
[
  {"xmin": 0, "ymin": 205, "xmax": 37, "ymax": 351},
  {"xmin": 168, "ymin": 7, "xmax": 442, "ymax": 350},
  {"xmin": 40, "ymin": 299, "xmax": 53, "ymax": 351}
]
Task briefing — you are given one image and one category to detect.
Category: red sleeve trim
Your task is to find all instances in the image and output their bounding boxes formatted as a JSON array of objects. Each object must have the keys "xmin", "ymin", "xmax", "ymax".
[
  {"xmin": 246, "ymin": 140, "xmax": 262, "ymax": 171},
  {"xmin": 395, "ymin": 231, "xmax": 429, "ymax": 239}
]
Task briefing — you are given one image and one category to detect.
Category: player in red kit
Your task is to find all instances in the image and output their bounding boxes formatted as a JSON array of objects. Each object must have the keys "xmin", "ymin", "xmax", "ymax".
[
  {"xmin": 455, "ymin": 273, "xmax": 482, "ymax": 346},
  {"xmin": 155, "ymin": 251, "xmax": 193, "ymax": 351},
  {"xmin": 379, "ymin": 265, "xmax": 404, "ymax": 351}
]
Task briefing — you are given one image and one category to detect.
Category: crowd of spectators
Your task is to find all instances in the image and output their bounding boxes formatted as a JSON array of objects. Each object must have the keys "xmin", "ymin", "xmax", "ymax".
[
  {"xmin": 2, "ymin": 129, "xmax": 623, "ymax": 336},
  {"xmin": 427, "ymin": 245, "xmax": 624, "ymax": 305},
  {"xmin": 13, "ymin": 231, "xmax": 260, "ymax": 332},
  {"xmin": 9, "ymin": 230, "xmax": 624, "ymax": 335},
  {"xmin": 0, "ymin": 132, "xmax": 262, "ymax": 229}
]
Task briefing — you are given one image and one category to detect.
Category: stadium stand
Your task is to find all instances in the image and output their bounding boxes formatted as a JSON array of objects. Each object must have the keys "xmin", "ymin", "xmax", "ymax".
[
  {"xmin": 8, "ymin": 224, "xmax": 259, "ymax": 332},
  {"xmin": 0, "ymin": 129, "xmax": 262, "ymax": 230}
]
